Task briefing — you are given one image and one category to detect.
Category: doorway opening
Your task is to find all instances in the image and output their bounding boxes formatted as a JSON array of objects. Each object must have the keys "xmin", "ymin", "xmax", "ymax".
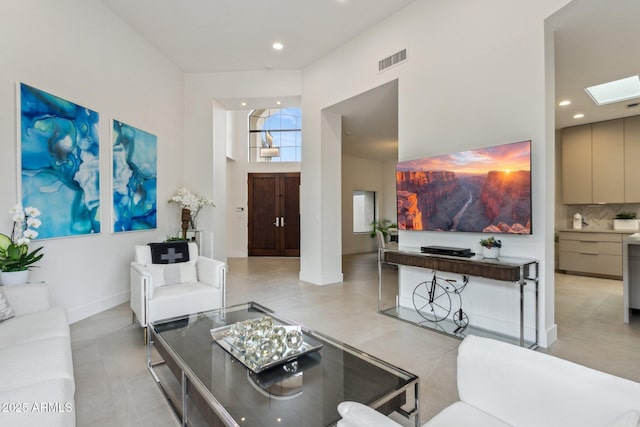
[{"xmin": 325, "ymin": 80, "xmax": 399, "ymax": 256}]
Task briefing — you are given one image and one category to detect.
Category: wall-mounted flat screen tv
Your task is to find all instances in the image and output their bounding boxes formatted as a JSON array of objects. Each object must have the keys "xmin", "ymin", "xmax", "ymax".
[{"xmin": 396, "ymin": 140, "xmax": 531, "ymax": 234}]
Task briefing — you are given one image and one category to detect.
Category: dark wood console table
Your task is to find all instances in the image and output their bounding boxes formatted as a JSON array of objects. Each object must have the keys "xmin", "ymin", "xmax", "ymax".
[{"xmin": 378, "ymin": 247, "xmax": 539, "ymax": 348}]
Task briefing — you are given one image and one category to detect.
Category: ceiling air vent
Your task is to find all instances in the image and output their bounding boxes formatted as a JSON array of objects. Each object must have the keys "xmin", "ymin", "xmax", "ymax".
[{"xmin": 378, "ymin": 49, "xmax": 407, "ymax": 73}]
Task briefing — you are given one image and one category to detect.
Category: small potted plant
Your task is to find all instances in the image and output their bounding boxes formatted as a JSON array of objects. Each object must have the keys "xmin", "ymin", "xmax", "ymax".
[
  {"xmin": 370, "ymin": 219, "xmax": 398, "ymax": 241},
  {"xmin": 0, "ymin": 204, "xmax": 44, "ymax": 285},
  {"xmin": 479, "ymin": 236, "xmax": 502, "ymax": 259},
  {"xmin": 613, "ymin": 211, "xmax": 639, "ymax": 231}
]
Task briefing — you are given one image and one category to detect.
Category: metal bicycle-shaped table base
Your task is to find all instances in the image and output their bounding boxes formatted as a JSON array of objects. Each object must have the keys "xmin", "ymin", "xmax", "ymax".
[{"xmin": 412, "ymin": 272, "xmax": 470, "ymax": 334}]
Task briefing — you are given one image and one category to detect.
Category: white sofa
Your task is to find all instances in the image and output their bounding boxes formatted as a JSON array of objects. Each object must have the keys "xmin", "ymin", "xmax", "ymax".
[
  {"xmin": 0, "ymin": 283, "xmax": 75, "ymax": 427},
  {"xmin": 338, "ymin": 335, "xmax": 640, "ymax": 427}
]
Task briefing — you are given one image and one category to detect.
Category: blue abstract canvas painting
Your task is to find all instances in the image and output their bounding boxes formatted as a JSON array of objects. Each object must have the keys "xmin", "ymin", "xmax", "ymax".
[
  {"xmin": 20, "ymin": 83, "xmax": 101, "ymax": 239},
  {"xmin": 112, "ymin": 120, "xmax": 157, "ymax": 232}
]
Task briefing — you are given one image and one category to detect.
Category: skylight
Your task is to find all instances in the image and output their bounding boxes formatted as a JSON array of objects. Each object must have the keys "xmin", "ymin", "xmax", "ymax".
[{"xmin": 585, "ymin": 75, "xmax": 640, "ymax": 106}]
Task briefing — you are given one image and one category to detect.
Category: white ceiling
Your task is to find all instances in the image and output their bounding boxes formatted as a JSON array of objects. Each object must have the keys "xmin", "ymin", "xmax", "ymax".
[
  {"xmin": 100, "ymin": 0, "xmax": 640, "ymax": 161},
  {"xmin": 329, "ymin": 80, "xmax": 399, "ymax": 162},
  {"xmin": 99, "ymin": 0, "xmax": 411, "ymax": 161},
  {"xmin": 99, "ymin": 0, "xmax": 415, "ymax": 73},
  {"xmin": 553, "ymin": 0, "xmax": 640, "ymax": 130}
]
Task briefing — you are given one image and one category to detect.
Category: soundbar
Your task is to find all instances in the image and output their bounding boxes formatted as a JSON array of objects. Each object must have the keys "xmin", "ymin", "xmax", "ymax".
[{"xmin": 420, "ymin": 245, "xmax": 475, "ymax": 257}]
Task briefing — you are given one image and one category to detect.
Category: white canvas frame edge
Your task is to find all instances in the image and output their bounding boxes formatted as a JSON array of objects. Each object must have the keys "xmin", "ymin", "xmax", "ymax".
[
  {"xmin": 110, "ymin": 118, "xmax": 159, "ymax": 234},
  {"xmin": 16, "ymin": 81, "xmax": 104, "ymax": 240}
]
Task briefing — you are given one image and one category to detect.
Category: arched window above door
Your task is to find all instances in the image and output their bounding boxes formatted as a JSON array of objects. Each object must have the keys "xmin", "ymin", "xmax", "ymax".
[{"xmin": 248, "ymin": 108, "xmax": 301, "ymax": 162}]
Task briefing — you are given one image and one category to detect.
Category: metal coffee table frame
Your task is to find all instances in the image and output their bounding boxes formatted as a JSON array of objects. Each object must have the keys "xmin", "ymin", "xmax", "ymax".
[{"xmin": 147, "ymin": 302, "xmax": 420, "ymax": 427}]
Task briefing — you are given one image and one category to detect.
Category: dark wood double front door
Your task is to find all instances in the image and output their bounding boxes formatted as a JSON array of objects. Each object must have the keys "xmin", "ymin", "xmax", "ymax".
[{"xmin": 248, "ymin": 173, "xmax": 300, "ymax": 257}]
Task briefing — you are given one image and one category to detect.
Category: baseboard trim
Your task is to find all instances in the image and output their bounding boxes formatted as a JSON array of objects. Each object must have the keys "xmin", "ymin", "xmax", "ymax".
[
  {"xmin": 68, "ymin": 290, "xmax": 129, "ymax": 324},
  {"xmin": 227, "ymin": 250, "xmax": 247, "ymax": 258},
  {"xmin": 299, "ymin": 271, "xmax": 344, "ymax": 286},
  {"xmin": 541, "ymin": 323, "xmax": 558, "ymax": 348}
]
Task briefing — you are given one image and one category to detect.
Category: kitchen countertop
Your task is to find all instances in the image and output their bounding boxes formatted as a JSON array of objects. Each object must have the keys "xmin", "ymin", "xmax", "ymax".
[{"xmin": 623, "ymin": 233, "xmax": 640, "ymax": 323}]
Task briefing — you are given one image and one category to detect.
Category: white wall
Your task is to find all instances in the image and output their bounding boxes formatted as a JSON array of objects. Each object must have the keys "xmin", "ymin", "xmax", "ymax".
[
  {"xmin": 0, "ymin": 0, "xmax": 184, "ymax": 322},
  {"xmin": 341, "ymin": 155, "xmax": 396, "ymax": 254},
  {"xmin": 300, "ymin": 0, "xmax": 572, "ymax": 346},
  {"xmin": 0, "ymin": 0, "xmax": 575, "ymax": 336},
  {"xmin": 381, "ymin": 160, "xmax": 398, "ymax": 222}
]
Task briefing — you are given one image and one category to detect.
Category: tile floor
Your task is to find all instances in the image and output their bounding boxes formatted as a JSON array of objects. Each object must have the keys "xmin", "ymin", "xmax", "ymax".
[{"xmin": 70, "ymin": 253, "xmax": 640, "ymax": 426}]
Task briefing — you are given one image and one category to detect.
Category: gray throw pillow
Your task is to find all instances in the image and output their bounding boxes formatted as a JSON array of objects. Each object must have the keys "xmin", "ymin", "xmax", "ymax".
[{"xmin": 0, "ymin": 288, "xmax": 15, "ymax": 322}]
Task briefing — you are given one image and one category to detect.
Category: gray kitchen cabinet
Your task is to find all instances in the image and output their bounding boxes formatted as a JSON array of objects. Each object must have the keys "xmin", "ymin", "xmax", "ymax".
[
  {"xmin": 624, "ymin": 115, "xmax": 640, "ymax": 202},
  {"xmin": 561, "ymin": 124, "xmax": 592, "ymax": 204},
  {"xmin": 558, "ymin": 231, "xmax": 632, "ymax": 278},
  {"xmin": 592, "ymin": 119, "xmax": 624, "ymax": 203},
  {"xmin": 562, "ymin": 118, "xmax": 629, "ymax": 204}
]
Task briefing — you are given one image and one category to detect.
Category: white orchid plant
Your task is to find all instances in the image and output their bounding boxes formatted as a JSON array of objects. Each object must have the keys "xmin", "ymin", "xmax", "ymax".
[
  {"xmin": 0, "ymin": 204, "xmax": 44, "ymax": 272},
  {"xmin": 169, "ymin": 188, "xmax": 215, "ymax": 228}
]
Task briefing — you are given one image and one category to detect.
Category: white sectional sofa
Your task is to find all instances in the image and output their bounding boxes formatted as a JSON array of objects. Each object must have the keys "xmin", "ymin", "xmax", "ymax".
[
  {"xmin": 338, "ymin": 335, "xmax": 640, "ymax": 427},
  {"xmin": 0, "ymin": 283, "xmax": 75, "ymax": 427}
]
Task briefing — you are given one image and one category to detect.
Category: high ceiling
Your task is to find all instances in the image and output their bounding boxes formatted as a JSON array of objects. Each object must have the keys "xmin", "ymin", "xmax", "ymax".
[
  {"xmin": 552, "ymin": 0, "xmax": 640, "ymax": 130},
  {"xmin": 99, "ymin": 0, "xmax": 415, "ymax": 73},
  {"xmin": 99, "ymin": 0, "xmax": 413, "ymax": 161},
  {"xmin": 328, "ymin": 80, "xmax": 398, "ymax": 162},
  {"xmin": 100, "ymin": 0, "xmax": 640, "ymax": 161}
]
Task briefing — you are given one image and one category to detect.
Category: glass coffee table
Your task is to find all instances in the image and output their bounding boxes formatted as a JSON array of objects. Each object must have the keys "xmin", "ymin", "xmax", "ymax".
[{"xmin": 148, "ymin": 302, "xmax": 419, "ymax": 427}]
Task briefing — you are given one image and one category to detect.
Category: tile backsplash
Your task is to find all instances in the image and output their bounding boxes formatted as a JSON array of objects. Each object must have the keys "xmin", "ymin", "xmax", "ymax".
[{"xmin": 562, "ymin": 203, "xmax": 640, "ymax": 230}]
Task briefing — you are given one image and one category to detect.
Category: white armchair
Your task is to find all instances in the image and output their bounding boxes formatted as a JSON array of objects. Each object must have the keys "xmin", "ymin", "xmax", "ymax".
[
  {"xmin": 337, "ymin": 335, "xmax": 640, "ymax": 427},
  {"xmin": 130, "ymin": 242, "xmax": 226, "ymax": 336}
]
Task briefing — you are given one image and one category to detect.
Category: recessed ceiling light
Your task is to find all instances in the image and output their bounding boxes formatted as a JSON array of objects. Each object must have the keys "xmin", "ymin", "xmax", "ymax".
[
  {"xmin": 272, "ymin": 42, "xmax": 284, "ymax": 51},
  {"xmin": 241, "ymin": 102, "xmax": 247, "ymax": 107},
  {"xmin": 573, "ymin": 113, "xmax": 585, "ymax": 119},
  {"xmin": 585, "ymin": 75, "xmax": 640, "ymax": 106},
  {"xmin": 558, "ymin": 100, "xmax": 571, "ymax": 106},
  {"xmin": 276, "ymin": 101, "xmax": 281, "ymax": 105}
]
